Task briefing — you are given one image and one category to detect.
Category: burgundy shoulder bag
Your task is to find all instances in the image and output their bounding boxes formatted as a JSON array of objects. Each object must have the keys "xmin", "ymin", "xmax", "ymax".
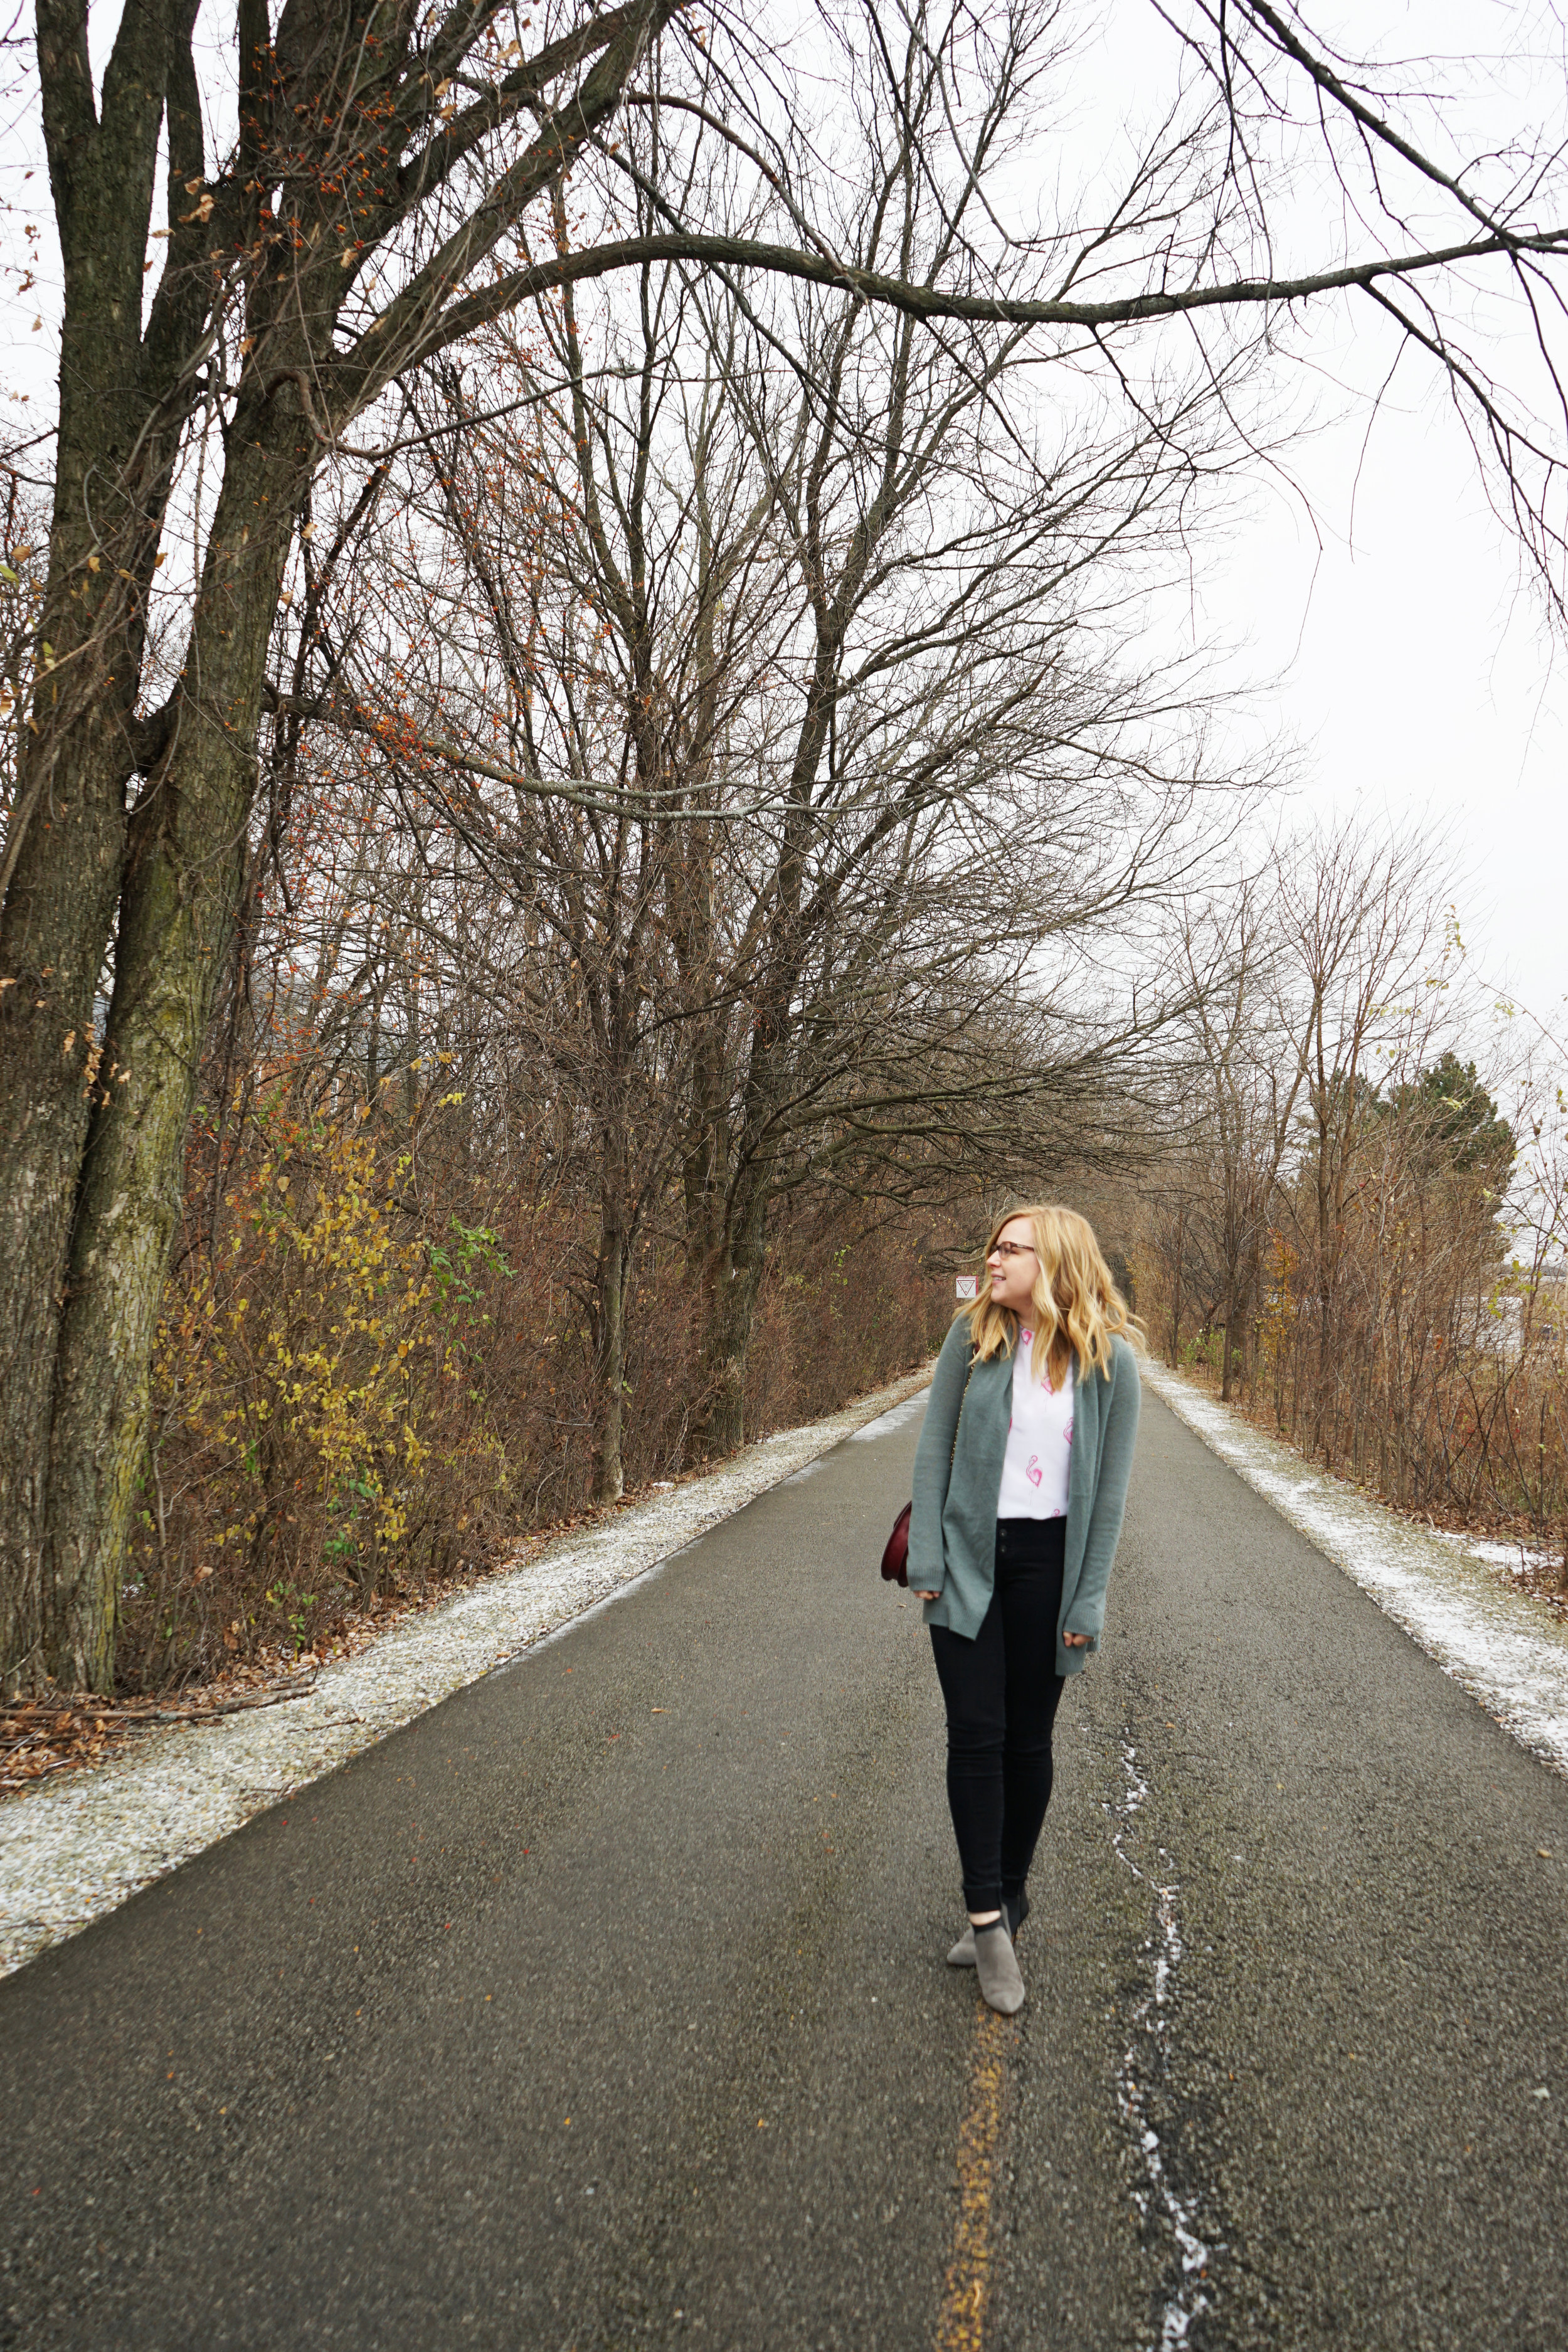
[{"xmin": 879, "ymin": 1353, "xmax": 973, "ymax": 1587}]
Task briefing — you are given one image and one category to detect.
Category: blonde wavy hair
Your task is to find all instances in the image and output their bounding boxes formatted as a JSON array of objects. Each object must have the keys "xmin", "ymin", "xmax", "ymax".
[{"xmin": 963, "ymin": 1202, "xmax": 1142, "ymax": 1384}]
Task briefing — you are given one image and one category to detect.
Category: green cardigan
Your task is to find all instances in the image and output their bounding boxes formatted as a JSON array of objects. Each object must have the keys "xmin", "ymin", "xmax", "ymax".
[{"xmin": 908, "ymin": 1318, "xmax": 1142, "ymax": 1673}]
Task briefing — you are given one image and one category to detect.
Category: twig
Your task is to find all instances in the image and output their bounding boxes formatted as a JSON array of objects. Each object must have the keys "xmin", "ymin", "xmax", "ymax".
[
  {"xmin": 122, "ymin": 1680, "xmax": 319, "ymax": 1724},
  {"xmin": 0, "ymin": 1676, "xmax": 318, "ymax": 1732}
]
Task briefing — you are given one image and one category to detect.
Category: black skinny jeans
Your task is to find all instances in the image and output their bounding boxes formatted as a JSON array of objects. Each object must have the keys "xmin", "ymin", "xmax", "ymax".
[{"xmin": 930, "ymin": 1518, "xmax": 1067, "ymax": 1915}]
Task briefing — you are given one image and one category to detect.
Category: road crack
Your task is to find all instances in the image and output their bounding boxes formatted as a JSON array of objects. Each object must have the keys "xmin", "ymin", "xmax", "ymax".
[{"xmin": 1107, "ymin": 1734, "xmax": 1223, "ymax": 2349}]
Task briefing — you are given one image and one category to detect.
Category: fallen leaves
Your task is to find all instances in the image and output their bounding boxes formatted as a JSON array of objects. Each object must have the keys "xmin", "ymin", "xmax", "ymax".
[{"xmin": 0, "ymin": 1673, "xmax": 317, "ymax": 1794}]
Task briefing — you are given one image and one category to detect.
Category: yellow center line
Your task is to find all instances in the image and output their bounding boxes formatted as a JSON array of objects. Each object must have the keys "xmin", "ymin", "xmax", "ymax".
[{"xmin": 935, "ymin": 2004, "xmax": 1012, "ymax": 2352}]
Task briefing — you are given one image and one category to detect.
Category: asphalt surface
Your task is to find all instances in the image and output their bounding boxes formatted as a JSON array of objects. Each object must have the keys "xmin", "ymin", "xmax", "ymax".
[{"xmin": 5, "ymin": 1389, "xmax": 1568, "ymax": 2351}]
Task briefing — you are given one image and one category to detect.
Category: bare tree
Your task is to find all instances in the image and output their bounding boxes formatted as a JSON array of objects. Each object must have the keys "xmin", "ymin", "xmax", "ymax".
[
  {"xmin": 1172, "ymin": 871, "xmax": 1310, "ymax": 1397},
  {"xmin": 1276, "ymin": 819, "xmax": 1450, "ymax": 1451},
  {"xmin": 8, "ymin": 0, "xmax": 1568, "ymax": 1686},
  {"xmin": 316, "ymin": 66, "xmax": 1251, "ymax": 1465}
]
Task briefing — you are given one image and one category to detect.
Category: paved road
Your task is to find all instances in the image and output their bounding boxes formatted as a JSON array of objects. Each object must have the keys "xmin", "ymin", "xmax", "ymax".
[{"xmin": 5, "ymin": 1390, "xmax": 1568, "ymax": 2351}]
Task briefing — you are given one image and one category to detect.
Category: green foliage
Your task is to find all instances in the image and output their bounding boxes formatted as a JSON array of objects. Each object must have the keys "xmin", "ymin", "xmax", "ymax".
[
  {"xmin": 1388, "ymin": 1051, "xmax": 1515, "ymax": 1184},
  {"xmin": 265, "ymin": 1583, "xmax": 320, "ymax": 1654}
]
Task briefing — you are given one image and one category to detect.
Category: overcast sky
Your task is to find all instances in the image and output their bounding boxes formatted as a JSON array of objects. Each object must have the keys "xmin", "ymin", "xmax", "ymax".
[
  {"xmin": 1069, "ymin": 3, "xmax": 1568, "ymax": 1051},
  {"xmin": 1170, "ymin": 263, "xmax": 1568, "ymax": 1047},
  {"xmin": 3, "ymin": 0, "xmax": 1564, "ymax": 1057}
]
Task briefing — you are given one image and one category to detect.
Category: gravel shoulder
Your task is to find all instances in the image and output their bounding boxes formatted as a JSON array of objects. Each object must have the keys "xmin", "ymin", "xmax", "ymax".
[{"xmin": 1140, "ymin": 1361, "xmax": 1568, "ymax": 1777}]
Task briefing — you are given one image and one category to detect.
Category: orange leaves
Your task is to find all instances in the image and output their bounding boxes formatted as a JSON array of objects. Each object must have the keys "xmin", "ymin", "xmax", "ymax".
[{"xmin": 0, "ymin": 1704, "xmax": 112, "ymax": 1791}]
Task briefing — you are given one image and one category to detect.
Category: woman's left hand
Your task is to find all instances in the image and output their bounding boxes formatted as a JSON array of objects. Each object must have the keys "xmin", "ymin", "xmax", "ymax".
[{"xmin": 1062, "ymin": 1631, "xmax": 1090, "ymax": 1648}]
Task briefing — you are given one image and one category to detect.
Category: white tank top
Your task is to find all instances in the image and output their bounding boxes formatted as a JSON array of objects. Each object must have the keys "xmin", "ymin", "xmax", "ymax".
[{"xmin": 996, "ymin": 1332, "xmax": 1074, "ymax": 1518}]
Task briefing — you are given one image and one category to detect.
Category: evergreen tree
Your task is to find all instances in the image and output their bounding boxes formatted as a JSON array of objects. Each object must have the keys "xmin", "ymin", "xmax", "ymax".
[{"xmin": 1395, "ymin": 1053, "xmax": 1515, "ymax": 1185}]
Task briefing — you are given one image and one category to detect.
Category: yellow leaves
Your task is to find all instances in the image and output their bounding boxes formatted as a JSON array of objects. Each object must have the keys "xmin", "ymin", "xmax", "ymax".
[
  {"xmin": 152, "ymin": 1102, "xmax": 506, "ymax": 1606},
  {"xmin": 157, "ymin": 1114, "xmax": 475, "ymax": 1563}
]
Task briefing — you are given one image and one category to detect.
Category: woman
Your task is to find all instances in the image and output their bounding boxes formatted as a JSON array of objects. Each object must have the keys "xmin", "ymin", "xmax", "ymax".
[{"xmin": 908, "ymin": 1203, "xmax": 1141, "ymax": 2015}]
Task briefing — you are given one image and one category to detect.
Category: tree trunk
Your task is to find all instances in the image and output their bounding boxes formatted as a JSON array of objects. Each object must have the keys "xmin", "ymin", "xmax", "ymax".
[
  {"xmin": 1167, "ymin": 1211, "xmax": 1185, "ymax": 1368},
  {"xmin": 593, "ymin": 1143, "xmax": 629, "ymax": 1503},
  {"xmin": 0, "ymin": 0, "xmax": 203, "ymax": 1693},
  {"xmin": 1221, "ymin": 1297, "xmax": 1237, "ymax": 1402},
  {"xmin": 34, "ymin": 413, "xmax": 304, "ymax": 1687},
  {"xmin": 692, "ymin": 1248, "xmax": 768, "ymax": 1458},
  {"xmin": 690, "ymin": 1154, "xmax": 772, "ymax": 1458},
  {"xmin": 0, "ymin": 690, "xmax": 132, "ymax": 1690}
]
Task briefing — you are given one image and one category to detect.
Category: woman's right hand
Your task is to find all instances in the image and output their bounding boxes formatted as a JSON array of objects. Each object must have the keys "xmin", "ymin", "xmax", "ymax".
[{"xmin": 912, "ymin": 1590, "xmax": 940, "ymax": 1601}]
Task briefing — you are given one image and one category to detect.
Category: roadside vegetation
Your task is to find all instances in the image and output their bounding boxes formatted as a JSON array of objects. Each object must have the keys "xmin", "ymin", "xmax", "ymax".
[
  {"xmin": 128, "ymin": 1083, "xmax": 957, "ymax": 1688},
  {"xmin": 1133, "ymin": 826, "xmax": 1568, "ymax": 1582}
]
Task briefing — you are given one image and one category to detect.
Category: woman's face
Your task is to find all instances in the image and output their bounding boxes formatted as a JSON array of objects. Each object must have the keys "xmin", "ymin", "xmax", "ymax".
[{"xmin": 985, "ymin": 1217, "xmax": 1040, "ymax": 1315}]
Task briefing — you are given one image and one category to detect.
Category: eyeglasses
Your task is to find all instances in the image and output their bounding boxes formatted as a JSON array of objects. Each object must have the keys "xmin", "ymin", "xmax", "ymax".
[{"xmin": 988, "ymin": 1241, "xmax": 1036, "ymax": 1261}]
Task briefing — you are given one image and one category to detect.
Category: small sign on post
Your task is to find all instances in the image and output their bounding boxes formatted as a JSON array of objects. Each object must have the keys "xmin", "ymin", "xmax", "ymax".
[{"xmin": 955, "ymin": 1274, "xmax": 978, "ymax": 1300}]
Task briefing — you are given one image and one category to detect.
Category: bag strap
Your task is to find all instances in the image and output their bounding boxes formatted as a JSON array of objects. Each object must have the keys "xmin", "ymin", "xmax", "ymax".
[{"xmin": 949, "ymin": 1348, "xmax": 975, "ymax": 1471}]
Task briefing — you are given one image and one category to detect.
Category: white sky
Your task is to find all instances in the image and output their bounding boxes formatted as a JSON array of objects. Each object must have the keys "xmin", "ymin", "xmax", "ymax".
[
  {"xmin": 1066, "ymin": 3, "xmax": 1568, "ymax": 1046},
  {"xmin": 1153, "ymin": 226, "xmax": 1568, "ymax": 1045},
  {"xmin": 2, "ymin": 0, "xmax": 1564, "ymax": 1047},
  {"xmin": 1204, "ymin": 381, "xmax": 1568, "ymax": 1039}
]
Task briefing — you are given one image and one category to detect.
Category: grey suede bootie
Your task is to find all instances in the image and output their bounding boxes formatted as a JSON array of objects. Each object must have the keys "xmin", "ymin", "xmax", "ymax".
[
  {"xmin": 947, "ymin": 1891, "xmax": 1030, "ymax": 1968},
  {"xmin": 972, "ymin": 1916, "xmax": 1025, "ymax": 2015}
]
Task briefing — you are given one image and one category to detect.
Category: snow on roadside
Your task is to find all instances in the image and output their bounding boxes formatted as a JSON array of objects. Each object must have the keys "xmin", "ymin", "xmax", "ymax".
[
  {"xmin": 1142, "ymin": 1360, "xmax": 1568, "ymax": 1775},
  {"xmin": 0, "ymin": 1369, "xmax": 932, "ymax": 1978}
]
